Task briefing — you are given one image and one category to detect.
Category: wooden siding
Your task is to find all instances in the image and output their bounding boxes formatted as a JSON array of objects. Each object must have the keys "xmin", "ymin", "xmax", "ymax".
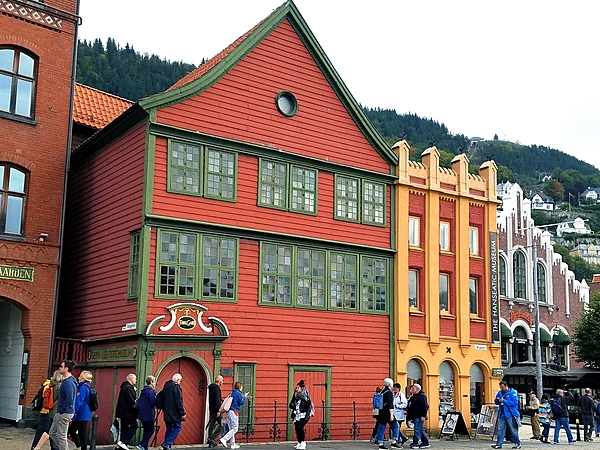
[
  {"xmin": 152, "ymin": 147, "xmax": 391, "ymax": 248},
  {"xmin": 58, "ymin": 124, "xmax": 146, "ymax": 339},
  {"xmin": 155, "ymin": 20, "xmax": 390, "ymax": 175}
]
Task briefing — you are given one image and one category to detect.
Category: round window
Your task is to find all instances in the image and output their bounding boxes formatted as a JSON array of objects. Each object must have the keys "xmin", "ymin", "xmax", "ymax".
[{"xmin": 275, "ymin": 91, "xmax": 298, "ymax": 117}]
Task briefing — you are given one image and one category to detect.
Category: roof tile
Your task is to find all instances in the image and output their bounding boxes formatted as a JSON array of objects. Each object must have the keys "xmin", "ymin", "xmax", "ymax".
[{"xmin": 73, "ymin": 83, "xmax": 134, "ymax": 129}]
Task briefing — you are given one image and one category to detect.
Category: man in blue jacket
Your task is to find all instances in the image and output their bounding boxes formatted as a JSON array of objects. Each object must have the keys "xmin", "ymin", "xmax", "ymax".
[
  {"xmin": 49, "ymin": 360, "xmax": 77, "ymax": 450},
  {"xmin": 491, "ymin": 381, "xmax": 521, "ymax": 449}
]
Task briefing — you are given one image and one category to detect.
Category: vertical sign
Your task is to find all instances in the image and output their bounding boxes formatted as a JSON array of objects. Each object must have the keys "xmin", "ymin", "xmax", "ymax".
[{"xmin": 489, "ymin": 232, "xmax": 500, "ymax": 343}]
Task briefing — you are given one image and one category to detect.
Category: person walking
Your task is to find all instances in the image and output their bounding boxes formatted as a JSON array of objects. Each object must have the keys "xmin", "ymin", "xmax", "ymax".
[
  {"xmin": 160, "ymin": 373, "xmax": 186, "ymax": 450},
  {"xmin": 31, "ymin": 370, "xmax": 63, "ymax": 450},
  {"xmin": 70, "ymin": 370, "xmax": 94, "ymax": 450},
  {"xmin": 406, "ymin": 383, "xmax": 429, "ymax": 449},
  {"xmin": 370, "ymin": 386, "xmax": 383, "ymax": 443},
  {"xmin": 594, "ymin": 394, "xmax": 600, "ymax": 438},
  {"xmin": 220, "ymin": 381, "xmax": 247, "ymax": 449},
  {"xmin": 525, "ymin": 391, "xmax": 541, "ymax": 440},
  {"xmin": 114, "ymin": 373, "xmax": 138, "ymax": 450},
  {"xmin": 392, "ymin": 383, "xmax": 409, "ymax": 446},
  {"xmin": 49, "ymin": 360, "xmax": 77, "ymax": 450},
  {"xmin": 552, "ymin": 389, "xmax": 576, "ymax": 444},
  {"xmin": 289, "ymin": 380, "xmax": 312, "ymax": 450},
  {"xmin": 137, "ymin": 375, "xmax": 157, "ymax": 450},
  {"xmin": 538, "ymin": 394, "xmax": 551, "ymax": 443},
  {"xmin": 376, "ymin": 378, "xmax": 399, "ymax": 449},
  {"xmin": 207, "ymin": 375, "xmax": 224, "ymax": 447},
  {"xmin": 578, "ymin": 387, "xmax": 595, "ymax": 442},
  {"xmin": 491, "ymin": 380, "xmax": 521, "ymax": 449}
]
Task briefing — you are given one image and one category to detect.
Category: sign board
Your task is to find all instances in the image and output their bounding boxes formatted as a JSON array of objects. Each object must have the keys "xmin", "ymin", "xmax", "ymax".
[
  {"xmin": 0, "ymin": 265, "xmax": 34, "ymax": 282},
  {"xmin": 492, "ymin": 368, "xmax": 504, "ymax": 378},
  {"xmin": 489, "ymin": 232, "xmax": 500, "ymax": 344},
  {"xmin": 475, "ymin": 344, "xmax": 487, "ymax": 351},
  {"xmin": 440, "ymin": 411, "xmax": 471, "ymax": 439},
  {"xmin": 475, "ymin": 404, "xmax": 499, "ymax": 438}
]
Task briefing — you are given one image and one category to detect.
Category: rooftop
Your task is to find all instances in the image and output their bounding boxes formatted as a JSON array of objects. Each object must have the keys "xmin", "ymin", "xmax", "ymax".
[{"xmin": 73, "ymin": 83, "xmax": 134, "ymax": 130}]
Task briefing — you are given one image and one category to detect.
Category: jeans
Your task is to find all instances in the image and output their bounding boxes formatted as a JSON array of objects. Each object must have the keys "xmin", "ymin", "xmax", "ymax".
[
  {"xmin": 222, "ymin": 410, "xmax": 239, "ymax": 445},
  {"xmin": 138, "ymin": 420, "xmax": 155, "ymax": 450},
  {"xmin": 376, "ymin": 420, "xmax": 398, "ymax": 443},
  {"xmin": 412, "ymin": 418, "xmax": 429, "ymax": 447},
  {"xmin": 394, "ymin": 419, "xmax": 408, "ymax": 441},
  {"xmin": 542, "ymin": 422, "xmax": 551, "ymax": 440},
  {"xmin": 582, "ymin": 414, "xmax": 594, "ymax": 439},
  {"xmin": 32, "ymin": 414, "xmax": 58, "ymax": 450},
  {"xmin": 162, "ymin": 422, "xmax": 182, "ymax": 448},
  {"xmin": 596, "ymin": 416, "xmax": 600, "ymax": 434},
  {"xmin": 49, "ymin": 412, "xmax": 73, "ymax": 450},
  {"xmin": 495, "ymin": 415, "xmax": 520, "ymax": 447},
  {"xmin": 554, "ymin": 417, "xmax": 574, "ymax": 443}
]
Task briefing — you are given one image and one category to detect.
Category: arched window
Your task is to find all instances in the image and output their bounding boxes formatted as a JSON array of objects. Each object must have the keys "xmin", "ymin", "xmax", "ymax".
[
  {"xmin": 537, "ymin": 262, "xmax": 546, "ymax": 303},
  {"xmin": 499, "ymin": 256, "xmax": 507, "ymax": 297},
  {"xmin": 513, "ymin": 251, "xmax": 527, "ymax": 299},
  {"xmin": 513, "ymin": 326, "xmax": 529, "ymax": 362},
  {"xmin": 0, "ymin": 47, "xmax": 37, "ymax": 119},
  {"xmin": 0, "ymin": 164, "xmax": 28, "ymax": 235}
]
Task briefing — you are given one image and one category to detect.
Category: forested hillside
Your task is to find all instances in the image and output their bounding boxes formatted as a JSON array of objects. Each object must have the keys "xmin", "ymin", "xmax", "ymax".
[{"xmin": 75, "ymin": 38, "xmax": 599, "ymax": 189}]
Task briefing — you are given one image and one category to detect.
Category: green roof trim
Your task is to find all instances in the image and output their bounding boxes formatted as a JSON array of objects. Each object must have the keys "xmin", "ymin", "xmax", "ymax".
[
  {"xmin": 553, "ymin": 330, "xmax": 572, "ymax": 344},
  {"xmin": 501, "ymin": 323, "xmax": 512, "ymax": 338},
  {"xmin": 138, "ymin": 0, "xmax": 398, "ymax": 170},
  {"xmin": 539, "ymin": 328, "xmax": 552, "ymax": 343}
]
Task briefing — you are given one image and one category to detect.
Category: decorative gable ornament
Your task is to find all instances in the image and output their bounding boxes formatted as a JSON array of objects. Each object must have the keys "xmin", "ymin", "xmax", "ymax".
[{"xmin": 146, "ymin": 302, "xmax": 229, "ymax": 337}]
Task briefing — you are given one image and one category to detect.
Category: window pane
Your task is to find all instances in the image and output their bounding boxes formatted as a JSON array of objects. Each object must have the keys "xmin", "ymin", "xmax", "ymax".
[
  {"xmin": 409, "ymin": 217, "xmax": 419, "ymax": 246},
  {"xmin": 440, "ymin": 223, "xmax": 449, "ymax": 250},
  {"xmin": 15, "ymin": 79, "xmax": 32, "ymax": 116},
  {"xmin": 439, "ymin": 274, "xmax": 449, "ymax": 311},
  {"xmin": 18, "ymin": 53, "xmax": 34, "ymax": 77},
  {"xmin": 409, "ymin": 270, "xmax": 418, "ymax": 308},
  {"xmin": 0, "ymin": 49, "xmax": 15, "ymax": 72},
  {"xmin": 469, "ymin": 278, "xmax": 477, "ymax": 314},
  {"xmin": 5, "ymin": 196, "xmax": 23, "ymax": 234},
  {"xmin": 8, "ymin": 168, "xmax": 25, "ymax": 193},
  {"xmin": 336, "ymin": 177, "xmax": 358, "ymax": 220},
  {"xmin": 0, "ymin": 74, "xmax": 11, "ymax": 112},
  {"xmin": 0, "ymin": 166, "xmax": 5, "ymax": 188},
  {"xmin": 469, "ymin": 227, "xmax": 479, "ymax": 255}
]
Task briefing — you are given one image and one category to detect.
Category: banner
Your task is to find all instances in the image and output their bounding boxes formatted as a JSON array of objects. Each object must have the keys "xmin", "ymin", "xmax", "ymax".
[{"xmin": 489, "ymin": 232, "xmax": 500, "ymax": 344}]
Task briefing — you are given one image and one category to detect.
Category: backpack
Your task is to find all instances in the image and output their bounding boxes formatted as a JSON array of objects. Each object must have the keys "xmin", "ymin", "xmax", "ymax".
[
  {"xmin": 42, "ymin": 386, "xmax": 57, "ymax": 410},
  {"xmin": 88, "ymin": 387, "xmax": 99, "ymax": 412},
  {"xmin": 155, "ymin": 389, "xmax": 165, "ymax": 410},
  {"xmin": 372, "ymin": 392, "xmax": 383, "ymax": 410},
  {"xmin": 32, "ymin": 384, "xmax": 45, "ymax": 412},
  {"xmin": 219, "ymin": 395, "xmax": 233, "ymax": 414},
  {"xmin": 551, "ymin": 397, "xmax": 564, "ymax": 416}
]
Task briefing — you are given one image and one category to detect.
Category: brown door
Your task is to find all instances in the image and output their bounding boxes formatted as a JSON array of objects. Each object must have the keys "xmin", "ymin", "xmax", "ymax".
[
  {"xmin": 157, "ymin": 357, "xmax": 207, "ymax": 445},
  {"xmin": 293, "ymin": 371, "xmax": 327, "ymax": 441}
]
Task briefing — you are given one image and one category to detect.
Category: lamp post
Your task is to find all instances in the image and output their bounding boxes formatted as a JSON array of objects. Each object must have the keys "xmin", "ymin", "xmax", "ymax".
[{"xmin": 532, "ymin": 242, "xmax": 543, "ymax": 398}]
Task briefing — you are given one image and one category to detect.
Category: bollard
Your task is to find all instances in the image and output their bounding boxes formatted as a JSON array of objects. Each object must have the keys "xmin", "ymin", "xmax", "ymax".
[
  {"xmin": 575, "ymin": 416, "xmax": 580, "ymax": 442},
  {"xmin": 90, "ymin": 414, "xmax": 98, "ymax": 450}
]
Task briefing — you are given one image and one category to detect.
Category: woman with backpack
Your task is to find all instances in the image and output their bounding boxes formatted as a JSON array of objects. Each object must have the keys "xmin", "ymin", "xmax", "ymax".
[
  {"xmin": 31, "ymin": 370, "xmax": 63, "ymax": 450},
  {"xmin": 369, "ymin": 386, "xmax": 383, "ymax": 443},
  {"xmin": 289, "ymin": 380, "xmax": 313, "ymax": 450},
  {"xmin": 219, "ymin": 381, "xmax": 247, "ymax": 449},
  {"xmin": 70, "ymin": 370, "xmax": 94, "ymax": 450}
]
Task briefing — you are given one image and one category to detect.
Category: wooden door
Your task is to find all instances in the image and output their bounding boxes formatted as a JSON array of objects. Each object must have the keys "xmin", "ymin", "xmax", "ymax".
[
  {"xmin": 157, "ymin": 358, "xmax": 207, "ymax": 445},
  {"xmin": 293, "ymin": 371, "xmax": 327, "ymax": 441}
]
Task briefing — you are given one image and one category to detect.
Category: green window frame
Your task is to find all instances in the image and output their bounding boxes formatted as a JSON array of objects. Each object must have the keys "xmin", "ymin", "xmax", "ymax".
[
  {"xmin": 156, "ymin": 230, "xmax": 238, "ymax": 301},
  {"xmin": 362, "ymin": 257, "xmax": 387, "ymax": 311},
  {"xmin": 362, "ymin": 180, "xmax": 385, "ymax": 226},
  {"xmin": 168, "ymin": 140, "xmax": 201, "ymax": 194},
  {"xmin": 259, "ymin": 160, "xmax": 288, "ymax": 209},
  {"xmin": 260, "ymin": 243, "xmax": 292, "ymax": 304},
  {"xmin": 330, "ymin": 252, "xmax": 358, "ymax": 310},
  {"xmin": 291, "ymin": 166, "xmax": 317, "ymax": 214},
  {"xmin": 205, "ymin": 148, "xmax": 236, "ymax": 200},
  {"xmin": 335, "ymin": 176, "xmax": 359, "ymax": 222},
  {"xmin": 297, "ymin": 248, "xmax": 325, "ymax": 307},
  {"xmin": 233, "ymin": 362, "xmax": 256, "ymax": 429},
  {"xmin": 127, "ymin": 231, "xmax": 141, "ymax": 300},
  {"xmin": 335, "ymin": 176, "xmax": 386, "ymax": 225}
]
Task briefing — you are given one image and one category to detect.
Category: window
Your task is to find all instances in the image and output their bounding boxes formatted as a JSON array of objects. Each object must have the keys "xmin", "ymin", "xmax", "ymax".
[
  {"xmin": 260, "ymin": 243, "xmax": 388, "ymax": 313},
  {"xmin": 0, "ymin": 47, "xmax": 36, "ymax": 119},
  {"xmin": 439, "ymin": 273, "xmax": 449, "ymax": 312},
  {"xmin": 469, "ymin": 277, "xmax": 477, "ymax": 314},
  {"xmin": 409, "ymin": 269, "xmax": 418, "ymax": 308},
  {"xmin": 167, "ymin": 140, "xmax": 237, "ymax": 200},
  {"xmin": 469, "ymin": 227, "xmax": 479, "ymax": 255},
  {"xmin": 0, "ymin": 164, "xmax": 28, "ymax": 235},
  {"xmin": 440, "ymin": 222, "xmax": 450, "ymax": 251},
  {"xmin": 127, "ymin": 231, "xmax": 141, "ymax": 299},
  {"xmin": 258, "ymin": 160, "xmax": 317, "ymax": 214},
  {"xmin": 234, "ymin": 362, "xmax": 256, "ymax": 428},
  {"xmin": 499, "ymin": 256, "xmax": 507, "ymax": 297},
  {"xmin": 335, "ymin": 176, "xmax": 386, "ymax": 225},
  {"xmin": 537, "ymin": 262, "xmax": 546, "ymax": 303},
  {"xmin": 157, "ymin": 230, "xmax": 237, "ymax": 300},
  {"xmin": 409, "ymin": 217, "xmax": 420, "ymax": 246},
  {"xmin": 513, "ymin": 251, "xmax": 526, "ymax": 299}
]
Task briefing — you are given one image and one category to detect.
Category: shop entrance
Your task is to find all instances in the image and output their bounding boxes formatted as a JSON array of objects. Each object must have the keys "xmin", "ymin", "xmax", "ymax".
[{"xmin": 0, "ymin": 299, "xmax": 24, "ymax": 421}]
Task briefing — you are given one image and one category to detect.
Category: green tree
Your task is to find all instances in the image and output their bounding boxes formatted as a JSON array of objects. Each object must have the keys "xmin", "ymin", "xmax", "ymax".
[
  {"xmin": 573, "ymin": 290, "xmax": 600, "ymax": 368},
  {"xmin": 542, "ymin": 179, "xmax": 565, "ymax": 201},
  {"xmin": 497, "ymin": 165, "xmax": 514, "ymax": 182}
]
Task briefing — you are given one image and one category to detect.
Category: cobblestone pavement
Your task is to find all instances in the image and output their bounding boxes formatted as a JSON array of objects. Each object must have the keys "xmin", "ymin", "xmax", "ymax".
[{"xmin": 2, "ymin": 422, "xmax": 600, "ymax": 450}]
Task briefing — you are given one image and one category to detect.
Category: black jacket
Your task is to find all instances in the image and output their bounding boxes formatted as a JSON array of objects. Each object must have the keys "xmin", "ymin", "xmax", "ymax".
[
  {"xmin": 161, "ymin": 380, "xmax": 185, "ymax": 424},
  {"xmin": 578, "ymin": 394, "xmax": 595, "ymax": 417},
  {"xmin": 377, "ymin": 388, "xmax": 394, "ymax": 423},
  {"xmin": 406, "ymin": 390, "xmax": 429, "ymax": 420},
  {"xmin": 115, "ymin": 381, "xmax": 137, "ymax": 420},
  {"xmin": 208, "ymin": 383, "xmax": 222, "ymax": 413}
]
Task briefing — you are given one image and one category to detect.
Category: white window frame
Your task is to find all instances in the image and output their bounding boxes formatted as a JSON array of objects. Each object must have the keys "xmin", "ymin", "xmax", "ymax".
[
  {"xmin": 469, "ymin": 227, "xmax": 479, "ymax": 255},
  {"xmin": 409, "ymin": 269, "xmax": 418, "ymax": 308},
  {"xmin": 440, "ymin": 222, "xmax": 450, "ymax": 251},
  {"xmin": 409, "ymin": 217, "xmax": 420, "ymax": 247}
]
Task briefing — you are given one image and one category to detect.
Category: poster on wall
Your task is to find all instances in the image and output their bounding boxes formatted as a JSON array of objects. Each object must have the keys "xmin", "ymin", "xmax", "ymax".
[{"xmin": 475, "ymin": 404, "xmax": 499, "ymax": 438}]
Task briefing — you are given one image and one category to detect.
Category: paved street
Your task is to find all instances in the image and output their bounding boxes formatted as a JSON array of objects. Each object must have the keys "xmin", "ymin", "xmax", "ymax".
[{"xmin": 2, "ymin": 421, "xmax": 600, "ymax": 450}]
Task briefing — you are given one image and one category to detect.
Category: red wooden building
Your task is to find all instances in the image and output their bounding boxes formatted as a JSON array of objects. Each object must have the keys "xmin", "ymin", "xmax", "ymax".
[{"xmin": 58, "ymin": 2, "xmax": 397, "ymax": 444}]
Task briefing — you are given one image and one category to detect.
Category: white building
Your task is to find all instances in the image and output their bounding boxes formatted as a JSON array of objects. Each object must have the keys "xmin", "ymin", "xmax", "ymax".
[{"xmin": 556, "ymin": 217, "xmax": 591, "ymax": 237}]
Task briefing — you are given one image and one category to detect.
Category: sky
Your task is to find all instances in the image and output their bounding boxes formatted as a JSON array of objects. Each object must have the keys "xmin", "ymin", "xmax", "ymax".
[{"xmin": 77, "ymin": 1, "xmax": 600, "ymax": 171}]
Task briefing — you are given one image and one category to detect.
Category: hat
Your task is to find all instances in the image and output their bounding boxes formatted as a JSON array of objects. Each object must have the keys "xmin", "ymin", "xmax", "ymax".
[{"xmin": 529, "ymin": 391, "xmax": 536, "ymax": 395}]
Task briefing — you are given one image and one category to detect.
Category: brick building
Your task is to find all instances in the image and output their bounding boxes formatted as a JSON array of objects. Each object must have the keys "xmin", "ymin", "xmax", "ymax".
[{"xmin": 0, "ymin": 0, "xmax": 79, "ymax": 422}]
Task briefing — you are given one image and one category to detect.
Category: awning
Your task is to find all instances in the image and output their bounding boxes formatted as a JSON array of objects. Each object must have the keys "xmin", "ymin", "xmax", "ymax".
[
  {"xmin": 554, "ymin": 330, "xmax": 572, "ymax": 344},
  {"xmin": 502, "ymin": 365, "xmax": 577, "ymax": 378},
  {"xmin": 501, "ymin": 323, "xmax": 512, "ymax": 339},
  {"xmin": 539, "ymin": 328, "xmax": 552, "ymax": 343}
]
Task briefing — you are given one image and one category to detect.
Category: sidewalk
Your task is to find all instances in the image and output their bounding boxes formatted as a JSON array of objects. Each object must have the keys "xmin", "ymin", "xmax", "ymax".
[{"xmin": 2, "ymin": 421, "xmax": 598, "ymax": 450}]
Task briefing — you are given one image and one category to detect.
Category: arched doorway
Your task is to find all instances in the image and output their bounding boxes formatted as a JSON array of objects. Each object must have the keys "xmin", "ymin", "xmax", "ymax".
[
  {"xmin": 0, "ymin": 300, "xmax": 25, "ymax": 421},
  {"xmin": 407, "ymin": 359, "xmax": 423, "ymax": 394},
  {"xmin": 157, "ymin": 357, "xmax": 208, "ymax": 445}
]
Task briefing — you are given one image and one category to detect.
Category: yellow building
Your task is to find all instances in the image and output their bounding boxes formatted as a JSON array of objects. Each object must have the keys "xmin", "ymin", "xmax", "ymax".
[{"xmin": 393, "ymin": 141, "xmax": 503, "ymax": 434}]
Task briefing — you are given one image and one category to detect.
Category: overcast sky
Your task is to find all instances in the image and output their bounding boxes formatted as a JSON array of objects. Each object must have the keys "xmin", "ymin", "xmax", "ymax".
[{"xmin": 78, "ymin": 0, "xmax": 600, "ymax": 171}]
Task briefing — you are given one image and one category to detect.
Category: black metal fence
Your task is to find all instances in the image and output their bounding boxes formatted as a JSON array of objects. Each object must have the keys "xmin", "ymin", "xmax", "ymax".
[{"xmin": 237, "ymin": 400, "xmax": 376, "ymax": 443}]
